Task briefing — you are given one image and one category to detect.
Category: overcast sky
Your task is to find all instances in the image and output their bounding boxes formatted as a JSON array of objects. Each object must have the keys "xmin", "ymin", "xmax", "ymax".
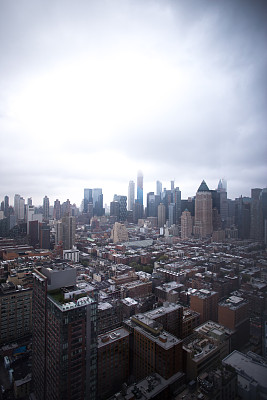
[{"xmin": 1, "ymin": 0, "xmax": 266, "ymax": 207}]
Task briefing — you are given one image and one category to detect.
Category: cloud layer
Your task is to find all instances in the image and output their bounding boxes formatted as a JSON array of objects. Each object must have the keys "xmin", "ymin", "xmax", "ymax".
[{"xmin": 0, "ymin": 0, "xmax": 266, "ymax": 206}]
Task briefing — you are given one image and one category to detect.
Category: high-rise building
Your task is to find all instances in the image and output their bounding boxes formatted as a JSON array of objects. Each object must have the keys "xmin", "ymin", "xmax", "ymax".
[
  {"xmin": 92, "ymin": 188, "xmax": 104, "ymax": 216},
  {"xmin": 156, "ymin": 180, "xmax": 162, "ymax": 197},
  {"xmin": 61, "ymin": 215, "xmax": 76, "ymax": 250},
  {"xmin": 217, "ymin": 179, "xmax": 228, "ymax": 223},
  {"xmin": 113, "ymin": 195, "xmax": 127, "ymax": 222},
  {"xmin": 4, "ymin": 195, "xmax": 9, "ymax": 217},
  {"xmin": 125, "ymin": 314, "xmax": 182, "ymax": 382},
  {"xmin": 194, "ymin": 180, "xmax": 213, "ymax": 238},
  {"xmin": 147, "ymin": 192, "xmax": 160, "ymax": 218},
  {"xmin": 174, "ymin": 187, "xmax": 181, "ymax": 223},
  {"xmin": 18, "ymin": 197, "xmax": 25, "ymax": 221},
  {"xmin": 32, "ymin": 264, "xmax": 97, "ymax": 400},
  {"xmin": 39, "ymin": 223, "xmax": 50, "ymax": 249},
  {"xmin": 14, "ymin": 194, "xmax": 20, "ymax": 220},
  {"xmin": 111, "ymin": 222, "xmax": 129, "ymax": 243},
  {"xmin": 168, "ymin": 203, "xmax": 176, "ymax": 227},
  {"xmin": 181, "ymin": 210, "xmax": 193, "ymax": 239},
  {"xmin": 43, "ymin": 196, "xmax": 50, "ymax": 220},
  {"xmin": 84, "ymin": 188, "xmax": 93, "ymax": 213},
  {"xmin": 218, "ymin": 295, "xmax": 250, "ymax": 350},
  {"xmin": 137, "ymin": 171, "xmax": 143, "ymax": 207},
  {"xmin": 0, "ymin": 282, "xmax": 32, "ymax": 345},
  {"xmin": 53, "ymin": 199, "xmax": 61, "ymax": 220},
  {"xmin": 98, "ymin": 328, "xmax": 130, "ymax": 400},
  {"xmin": 26, "ymin": 204, "xmax": 35, "ymax": 234},
  {"xmin": 128, "ymin": 180, "xmax": 135, "ymax": 211},
  {"xmin": 158, "ymin": 203, "xmax": 166, "ymax": 228},
  {"xmin": 250, "ymin": 188, "xmax": 263, "ymax": 241}
]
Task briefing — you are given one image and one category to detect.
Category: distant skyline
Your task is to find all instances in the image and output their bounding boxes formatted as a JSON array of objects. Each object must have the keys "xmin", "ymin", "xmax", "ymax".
[
  {"xmin": 1, "ymin": 0, "xmax": 266, "ymax": 206},
  {"xmin": 0, "ymin": 177, "xmax": 265, "ymax": 209}
]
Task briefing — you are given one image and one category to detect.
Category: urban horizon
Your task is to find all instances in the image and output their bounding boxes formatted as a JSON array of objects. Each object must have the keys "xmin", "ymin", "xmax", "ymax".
[{"xmin": 1, "ymin": 177, "xmax": 265, "ymax": 210}]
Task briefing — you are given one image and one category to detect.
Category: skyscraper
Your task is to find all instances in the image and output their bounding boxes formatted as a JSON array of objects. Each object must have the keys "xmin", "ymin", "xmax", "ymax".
[
  {"xmin": 128, "ymin": 180, "xmax": 135, "ymax": 211},
  {"xmin": 53, "ymin": 199, "xmax": 61, "ymax": 220},
  {"xmin": 43, "ymin": 195, "xmax": 50, "ymax": 220},
  {"xmin": 18, "ymin": 197, "xmax": 25, "ymax": 220},
  {"xmin": 84, "ymin": 188, "xmax": 93, "ymax": 213},
  {"xmin": 181, "ymin": 210, "xmax": 193, "ymax": 239},
  {"xmin": 194, "ymin": 180, "xmax": 213, "ymax": 238},
  {"xmin": 14, "ymin": 194, "xmax": 20, "ymax": 220},
  {"xmin": 250, "ymin": 188, "xmax": 263, "ymax": 240},
  {"xmin": 137, "ymin": 171, "xmax": 143, "ymax": 207},
  {"xmin": 113, "ymin": 194, "xmax": 127, "ymax": 222},
  {"xmin": 158, "ymin": 203, "xmax": 166, "ymax": 228},
  {"xmin": 61, "ymin": 215, "xmax": 76, "ymax": 250},
  {"xmin": 147, "ymin": 192, "xmax": 160, "ymax": 218},
  {"xmin": 92, "ymin": 188, "xmax": 104, "ymax": 216},
  {"xmin": 32, "ymin": 264, "xmax": 97, "ymax": 399},
  {"xmin": 156, "ymin": 180, "xmax": 162, "ymax": 197}
]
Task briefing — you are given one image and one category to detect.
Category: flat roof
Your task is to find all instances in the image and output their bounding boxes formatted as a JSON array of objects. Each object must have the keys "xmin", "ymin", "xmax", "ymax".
[
  {"xmin": 223, "ymin": 351, "xmax": 267, "ymax": 389},
  {"xmin": 98, "ymin": 327, "xmax": 129, "ymax": 348}
]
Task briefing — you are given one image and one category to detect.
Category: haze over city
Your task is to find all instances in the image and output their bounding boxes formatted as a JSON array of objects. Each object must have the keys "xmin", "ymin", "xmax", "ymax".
[{"xmin": 1, "ymin": 0, "xmax": 266, "ymax": 205}]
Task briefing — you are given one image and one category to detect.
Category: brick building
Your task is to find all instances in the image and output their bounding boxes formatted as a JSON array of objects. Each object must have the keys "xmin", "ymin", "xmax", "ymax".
[{"xmin": 190, "ymin": 289, "xmax": 219, "ymax": 324}]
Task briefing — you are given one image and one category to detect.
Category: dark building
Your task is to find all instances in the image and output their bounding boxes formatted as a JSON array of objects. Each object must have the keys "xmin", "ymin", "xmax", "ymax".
[
  {"xmin": 39, "ymin": 223, "xmax": 50, "ymax": 249},
  {"xmin": 97, "ymin": 327, "xmax": 130, "ymax": 399},
  {"xmin": 0, "ymin": 282, "xmax": 32, "ymax": 345},
  {"xmin": 32, "ymin": 264, "xmax": 97, "ymax": 400}
]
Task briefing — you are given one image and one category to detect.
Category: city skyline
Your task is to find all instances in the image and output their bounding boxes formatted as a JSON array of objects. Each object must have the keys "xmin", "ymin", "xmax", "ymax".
[
  {"xmin": 1, "ymin": 1, "xmax": 266, "ymax": 206},
  {"xmin": 1, "ymin": 177, "xmax": 266, "ymax": 209}
]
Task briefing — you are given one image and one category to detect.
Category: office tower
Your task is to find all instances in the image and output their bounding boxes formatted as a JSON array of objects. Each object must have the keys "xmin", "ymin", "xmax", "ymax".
[
  {"xmin": 181, "ymin": 210, "xmax": 193, "ymax": 239},
  {"xmin": 137, "ymin": 171, "xmax": 143, "ymax": 207},
  {"xmin": 128, "ymin": 180, "xmax": 135, "ymax": 211},
  {"xmin": 171, "ymin": 180, "xmax": 175, "ymax": 191},
  {"xmin": 235, "ymin": 196, "xmax": 251, "ymax": 239},
  {"xmin": 250, "ymin": 188, "xmax": 263, "ymax": 240},
  {"xmin": 132, "ymin": 201, "xmax": 143, "ymax": 224},
  {"xmin": 194, "ymin": 180, "xmax": 213, "ymax": 238},
  {"xmin": 158, "ymin": 203, "xmax": 166, "ymax": 228},
  {"xmin": 61, "ymin": 199, "xmax": 71, "ymax": 217},
  {"xmin": 190, "ymin": 289, "xmax": 219, "ymax": 324},
  {"xmin": 261, "ymin": 188, "xmax": 267, "ymax": 245},
  {"xmin": 113, "ymin": 195, "xmax": 127, "ymax": 222},
  {"xmin": 18, "ymin": 197, "xmax": 25, "ymax": 220},
  {"xmin": 92, "ymin": 188, "xmax": 104, "ymax": 216},
  {"xmin": 156, "ymin": 180, "xmax": 162, "ymax": 197},
  {"xmin": 53, "ymin": 199, "xmax": 61, "ymax": 220},
  {"xmin": 26, "ymin": 204, "xmax": 35, "ymax": 233},
  {"xmin": 4, "ymin": 195, "xmax": 9, "ymax": 217},
  {"xmin": 39, "ymin": 223, "xmax": 50, "ymax": 249},
  {"xmin": 84, "ymin": 188, "xmax": 93, "ymax": 213},
  {"xmin": 98, "ymin": 328, "xmax": 130, "ymax": 400},
  {"xmin": 14, "ymin": 194, "xmax": 20, "ymax": 220},
  {"xmin": 55, "ymin": 220, "xmax": 63, "ymax": 246},
  {"xmin": 43, "ymin": 196, "xmax": 50, "ymax": 220},
  {"xmin": 61, "ymin": 215, "xmax": 76, "ymax": 249},
  {"xmin": 218, "ymin": 295, "xmax": 249, "ymax": 350},
  {"xmin": 32, "ymin": 265, "xmax": 97, "ymax": 400},
  {"xmin": 27, "ymin": 197, "xmax": 32, "ymax": 206},
  {"xmin": 217, "ymin": 179, "xmax": 228, "ymax": 223},
  {"xmin": 29, "ymin": 220, "xmax": 39, "ymax": 247},
  {"xmin": 110, "ymin": 201, "xmax": 120, "ymax": 220},
  {"xmin": 0, "ymin": 282, "xmax": 32, "ymax": 345},
  {"xmin": 147, "ymin": 192, "xmax": 160, "ymax": 218},
  {"xmin": 168, "ymin": 203, "xmax": 176, "ymax": 227},
  {"xmin": 111, "ymin": 222, "xmax": 129, "ymax": 243},
  {"xmin": 174, "ymin": 187, "xmax": 181, "ymax": 223}
]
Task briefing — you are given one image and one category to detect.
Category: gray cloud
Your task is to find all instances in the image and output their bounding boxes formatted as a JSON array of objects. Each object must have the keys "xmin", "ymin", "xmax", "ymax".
[{"xmin": 0, "ymin": 0, "xmax": 266, "ymax": 205}]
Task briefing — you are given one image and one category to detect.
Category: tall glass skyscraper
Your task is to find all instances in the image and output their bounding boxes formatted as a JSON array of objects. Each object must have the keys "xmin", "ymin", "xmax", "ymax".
[{"xmin": 137, "ymin": 171, "xmax": 143, "ymax": 206}]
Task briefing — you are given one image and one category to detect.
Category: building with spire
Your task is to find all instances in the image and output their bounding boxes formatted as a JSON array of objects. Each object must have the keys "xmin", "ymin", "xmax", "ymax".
[{"xmin": 194, "ymin": 180, "xmax": 213, "ymax": 238}]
